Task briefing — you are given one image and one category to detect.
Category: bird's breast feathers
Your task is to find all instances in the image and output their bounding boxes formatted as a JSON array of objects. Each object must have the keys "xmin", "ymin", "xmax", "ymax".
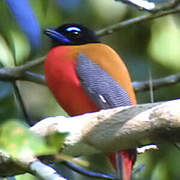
[{"xmin": 45, "ymin": 43, "xmax": 136, "ymax": 115}]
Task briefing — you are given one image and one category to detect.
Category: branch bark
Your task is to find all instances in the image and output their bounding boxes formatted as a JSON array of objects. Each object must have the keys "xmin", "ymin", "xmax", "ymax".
[
  {"xmin": 1, "ymin": 99, "xmax": 180, "ymax": 177},
  {"xmin": 96, "ymin": 6, "xmax": 180, "ymax": 37},
  {"xmin": 133, "ymin": 73, "xmax": 180, "ymax": 92},
  {"xmin": 30, "ymin": 160, "xmax": 67, "ymax": 180},
  {"xmin": 1, "ymin": 60, "xmax": 180, "ymax": 92},
  {"xmin": 0, "ymin": 57, "xmax": 46, "ymax": 85},
  {"xmin": 31, "ymin": 99, "xmax": 180, "ymax": 156}
]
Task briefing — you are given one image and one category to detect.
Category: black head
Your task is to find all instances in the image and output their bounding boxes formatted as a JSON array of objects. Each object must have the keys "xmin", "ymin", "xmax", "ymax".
[{"xmin": 45, "ymin": 23, "xmax": 100, "ymax": 46}]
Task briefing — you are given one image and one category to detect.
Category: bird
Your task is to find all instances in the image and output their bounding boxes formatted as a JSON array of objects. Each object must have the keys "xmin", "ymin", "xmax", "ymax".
[{"xmin": 44, "ymin": 23, "xmax": 137, "ymax": 180}]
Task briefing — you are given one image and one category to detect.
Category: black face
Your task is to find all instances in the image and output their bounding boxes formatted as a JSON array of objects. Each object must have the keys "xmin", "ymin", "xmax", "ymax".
[{"xmin": 45, "ymin": 23, "xmax": 100, "ymax": 46}]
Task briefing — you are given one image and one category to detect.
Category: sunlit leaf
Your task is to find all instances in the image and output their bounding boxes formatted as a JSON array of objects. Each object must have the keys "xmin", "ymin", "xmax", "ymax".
[
  {"xmin": 0, "ymin": 120, "xmax": 68, "ymax": 159},
  {"xmin": 0, "ymin": 34, "xmax": 15, "ymax": 67},
  {"xmin": 91, "ymin": 0, "xmax": 127, "ymax": 22},
  {"xmin": 148, "ymin": 16, "xmax": 180, "ymax": 70},
  {"xmin": 9, "ymin": 30, "xmax": 31, "ymax": 66},
  {"xmin": 45, "ymin": 131, "xmax": 69, "ymax": 152}
]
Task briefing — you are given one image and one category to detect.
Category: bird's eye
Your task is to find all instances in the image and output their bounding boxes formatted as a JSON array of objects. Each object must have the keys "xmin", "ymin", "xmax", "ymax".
[
  {"xmin": 71, "ymin": 30, "xmax": 80, "ymax": 35},
  {"xmin": 66, "ymin": 27, "xmax": 82, "ymax": 37},
  {"xmin": 65, "ymin": 27, "xmax": 83, "ymax": 40}
]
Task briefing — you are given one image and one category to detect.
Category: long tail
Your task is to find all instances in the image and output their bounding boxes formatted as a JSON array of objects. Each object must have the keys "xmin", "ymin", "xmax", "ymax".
[{"xmin": 108, "ymin": 149, "xmax": 136, "ymax": 180}]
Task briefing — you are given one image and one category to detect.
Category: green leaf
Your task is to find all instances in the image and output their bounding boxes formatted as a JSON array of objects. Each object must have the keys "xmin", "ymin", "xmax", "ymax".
[
  {"xmin": 9, "ymin": 30, "xmax": 31, "ymax": 66},
  {"xmin": 148, "ymin": 16, "xmax": 180, "ymax": 70},
  {"xmin": 0, "ymin": 120, "xmax": 68, "ymax": 160},
  {"xmin": 0, "ymin": 34, "xmax": 15, "ymax": 67},
  {"xmin": 45, "ymin": 131, "xmax": 69, "ymax": 152}
]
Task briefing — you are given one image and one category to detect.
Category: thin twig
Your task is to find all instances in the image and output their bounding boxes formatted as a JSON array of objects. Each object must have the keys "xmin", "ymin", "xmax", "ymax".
[
  {"xmin": 15, "ymin": 56, "xmax": 45, "ymax": 72},
  {"xmin": 0, "ymin": 56, "xmax": 46, "ymax": 85},
  {"xmin": 12, "ymin": 81, "xmax": 32, "ymax": 125},
  {"xmin": 1, "ymin": 67, "xmax": 180, "ymax": 92},
  {"xmin": 0, "ymin": 8, "xmax": 180, "ymax": 90},
  {"xmin": 23, "ymin": 71, "xmax": 45, "ymax": 85},
  {"xmin": 63, "ymin": 162, "xmax": 116, "ymax": 180},
  {"xmin": 29, "ymin": 160, "xmax": 67, "ymax": 180},
  {"xmin": 96, "ymin": 6, "xmax": 180, "ymax": 37},
  {"xmin": 5, "ymin": 56, "xmax": 46, "ymax": 126},
  {"xmin": 0, "ymin": 7, "xmax": 180, "ymax": 87},
  {"xmin": 133, "ymin": 73, "xmax": 180, "ymax": 92}
]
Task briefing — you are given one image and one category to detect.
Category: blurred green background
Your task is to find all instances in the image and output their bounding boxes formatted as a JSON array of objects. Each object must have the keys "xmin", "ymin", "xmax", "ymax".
[{"xmin": 0, "ymin": 0, "xmax": 180, "ymax": 179}]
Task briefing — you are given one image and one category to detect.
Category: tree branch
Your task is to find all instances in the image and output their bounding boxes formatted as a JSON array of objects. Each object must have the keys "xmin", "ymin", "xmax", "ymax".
[
  {"xmin": 0, "ymin": 56, "xmax": 46, "ymax": 85},
  {"xmin": 96, "ymin": 6, "xmax": 180, "ymax": 37},
  {"xmin": 30, "ymin": 160, "xmax": 67, "ymax": 180},
  {"xmin": 31, "ymin": 99, "xmax": 180, "ymax": 156},
  {"xmin": 0, "ymin": 6, "xmax": 180, "ymax": 89},
  {"xmin": 0, "ymin": 150, "xmax": 67, "ymax": 180},
  {"xmin": 1, "ymin": 99, "xmax": 180, "ymax": 177},
  {"xmin": 1, "ymin": 61, "xmax": 180, "ymax": 91},
  {"xmin": 12, "ymin": 81, "xmax": 32, "ymax": 125},
  {"xmin": 133, "ymin": 73, "xmax": 180, "ymax": 92},
  {"xmin": 0, "ymin": 2, "xmax": 179, "ymax": 87},
  {"xmin": 62, "ymin": 161, "xmax": 116, "ymax": 180}
]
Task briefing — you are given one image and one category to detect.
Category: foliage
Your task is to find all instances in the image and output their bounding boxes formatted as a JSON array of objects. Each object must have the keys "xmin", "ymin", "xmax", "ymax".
[{"xmin": 0, "ymin": 120, "xmax": 68, "ymax": 159}]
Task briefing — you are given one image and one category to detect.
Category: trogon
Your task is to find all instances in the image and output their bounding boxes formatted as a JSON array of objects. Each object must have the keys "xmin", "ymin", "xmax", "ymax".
[{"xmin": 44, "ymin": 23, "xmax": 137, "ymax": 180}]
